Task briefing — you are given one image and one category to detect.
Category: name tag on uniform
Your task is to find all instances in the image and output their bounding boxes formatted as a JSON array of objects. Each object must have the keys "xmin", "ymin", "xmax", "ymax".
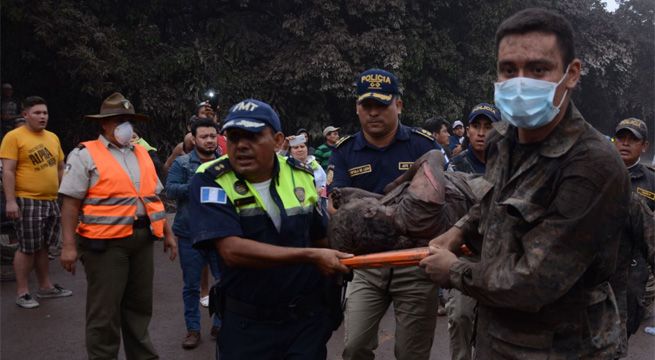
[
  {"xmin": 398, "ymin": 162, "xmax": 413, "ymax": 170},
  {"xmin": 200, "ymin": 187, "xmax": 227, "ymax": 204},
  {"xmin": 348, "ymin": 164, "xmax": 372, "ymax": 177},
  {"xmin": 637, "ymin": 187, "xmax": 655, "ymax": 201}
]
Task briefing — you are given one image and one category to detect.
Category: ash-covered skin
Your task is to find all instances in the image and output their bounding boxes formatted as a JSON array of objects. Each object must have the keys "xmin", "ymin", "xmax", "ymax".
[{"xmin": 329, "ymin": 150, "xmax": 479, "ymax": 254}]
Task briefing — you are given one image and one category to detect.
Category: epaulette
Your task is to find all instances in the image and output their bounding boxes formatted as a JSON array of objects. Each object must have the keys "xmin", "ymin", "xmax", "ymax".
[
  {"xmin": 202, "ymin": 157, "xmax": 232, "ymax": 178},
  {"xmin": 411, "ymin": 127, "xmax": 436, "ymax": 141},
  {"xmin": 286, "ymin": 157, "xmax": 314, "ymax": 175},
  {"xmin": 646, "ymin": 165, "xmax": 655, "ymax": 173},
  {"xmin": 335, "ymin": 134, "xmax": 354, "ymax": 148}
]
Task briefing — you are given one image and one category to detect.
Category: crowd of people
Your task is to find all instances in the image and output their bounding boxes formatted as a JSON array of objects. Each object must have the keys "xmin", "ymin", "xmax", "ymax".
[{"xmin": 0, "ymin": 7, "xmax": 654, "ymax": 360}]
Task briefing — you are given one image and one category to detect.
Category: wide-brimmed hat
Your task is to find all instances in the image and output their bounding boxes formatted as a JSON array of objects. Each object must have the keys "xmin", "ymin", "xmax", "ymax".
[{"xmin": 84, "ymin": 92, "xmax": 150, "ymax": 121}]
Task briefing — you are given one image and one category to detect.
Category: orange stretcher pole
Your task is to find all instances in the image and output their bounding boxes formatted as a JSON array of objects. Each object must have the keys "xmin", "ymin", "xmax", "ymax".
[{"xmin": 339, "ymin": 247, "xmax": 430, "ymax": 268}]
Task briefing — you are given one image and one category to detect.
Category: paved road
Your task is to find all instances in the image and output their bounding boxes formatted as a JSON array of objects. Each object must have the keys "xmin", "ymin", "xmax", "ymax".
[{"xmin": 1, "ymin": 241, "xmax": 654, "ymax": 359}]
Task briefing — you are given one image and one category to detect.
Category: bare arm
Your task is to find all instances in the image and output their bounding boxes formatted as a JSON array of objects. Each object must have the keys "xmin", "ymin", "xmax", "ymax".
[
  {"xmin": 216, "ymin": 235, "xmax": 352, "ymax": 276},
  {"xmin": 57, "ymin": 160, "xmax": 65, "ymax": 184},
  {"xmin": 60, "ymin": 195, "xmax": 82, "ymax": 274},
  {"xmin": 2, "ymin": 158, "xmax": 19, "ymax": 219}
]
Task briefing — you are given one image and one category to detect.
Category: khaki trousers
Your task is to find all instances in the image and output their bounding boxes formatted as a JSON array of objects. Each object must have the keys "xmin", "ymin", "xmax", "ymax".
[
  {"xmin": 342, "ymin": 265, "xmax": 438, "ymax": 360},
  {"xmin": 446, "ymin": 288, "xmax": 477, "ymax": 360},
  {"xmin": 80, "ymin": 228, "xmax": 158, "ymax": 360}
]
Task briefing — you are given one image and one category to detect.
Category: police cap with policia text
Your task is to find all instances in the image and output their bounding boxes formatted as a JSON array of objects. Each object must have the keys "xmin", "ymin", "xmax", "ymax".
[
  {"xmin": 221, "ymin": 99, "xmax": 282, "ymax": 133},
  {"xmin": 356, "ymin": 68, "xmax": 400, "ymax": 105}
]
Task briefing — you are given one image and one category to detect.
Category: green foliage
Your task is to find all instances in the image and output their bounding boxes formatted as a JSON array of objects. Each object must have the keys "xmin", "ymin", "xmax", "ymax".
[{"xmin": 1, "ymin": 0, "xmax": 652, "ymax": 155}]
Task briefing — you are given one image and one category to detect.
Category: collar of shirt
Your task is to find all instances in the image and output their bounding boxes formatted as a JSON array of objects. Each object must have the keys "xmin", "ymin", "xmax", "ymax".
[
  {"xmin": 628, "ymin": 163, "xmax": 646, "ymax": 179},
  {"xmin": 492, "ymin": 102, "xmax": 585, "ymax": 159},
  {"xmin": 353, "ymin": 123, "xmax": 410, "ymax": 151},
  {"xmin": 98, "ymin": 134, "xmax": 134, "ymax": 151},
  {"xmin": 189, "ymin": 148, "xmax": 220, "ymax": 165},
  {"xmin": 465, "ymin": 146, "xmax": 486, "ymax": 173}
]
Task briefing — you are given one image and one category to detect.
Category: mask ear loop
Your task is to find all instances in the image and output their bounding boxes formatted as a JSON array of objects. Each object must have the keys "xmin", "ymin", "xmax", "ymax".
[{"xmin": 554, "ymin": 64, "xmax": 572, "ymax": 109}]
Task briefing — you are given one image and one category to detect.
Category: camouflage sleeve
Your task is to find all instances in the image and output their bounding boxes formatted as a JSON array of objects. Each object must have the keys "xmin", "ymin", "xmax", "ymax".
[
  {"xmin": 454, "ymin": 204, "xmax": 481, "ymax": 238},
  {"xmin": 450, "ymin": 161, "xmax": 630, "ymax": 313}
]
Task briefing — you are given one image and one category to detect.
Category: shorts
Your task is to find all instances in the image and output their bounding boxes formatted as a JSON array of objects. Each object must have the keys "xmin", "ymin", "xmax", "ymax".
[{"xmin": 14, "ymin": 198, "xmax": 61, "ymax": 254}]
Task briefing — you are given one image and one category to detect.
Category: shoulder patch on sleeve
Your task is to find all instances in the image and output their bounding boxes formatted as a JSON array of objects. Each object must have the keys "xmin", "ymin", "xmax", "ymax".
[
  {"xmin": 287, "ymin": 157, "xmax": 314, "ymax": 175},
  {"xmin": 411, "ymin": 127, "xmax": 436, "ymax": 141},
  {"xmin": 198, "ymin": 157, "xmax": 232, "ymax": 178},
  {"xmin": 335, "ymin": 134, "xmax": 353, "ymax": 148},
  {"xmin": 200, "ymin": 186, "xmax": 227, "ymax": 204}
]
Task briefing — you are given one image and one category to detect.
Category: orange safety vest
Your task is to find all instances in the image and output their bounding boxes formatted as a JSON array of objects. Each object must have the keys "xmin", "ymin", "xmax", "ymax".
[{"xmin": 76, "ymin": 140, "xmax": 165, "ymax": 239}]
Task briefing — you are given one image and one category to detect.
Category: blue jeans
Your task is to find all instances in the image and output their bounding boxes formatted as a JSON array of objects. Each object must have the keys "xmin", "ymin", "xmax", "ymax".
[{"xmin": 178, "ymin": 236, "xmax": 221, "ymax": 331}]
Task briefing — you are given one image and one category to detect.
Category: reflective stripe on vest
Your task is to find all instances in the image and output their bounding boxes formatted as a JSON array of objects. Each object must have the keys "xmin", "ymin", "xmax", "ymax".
[
  {"xmin": 77, "ymin": 140, "xmax": 165, "ymax": 239},
  {"xmin": 213, "ymin": 155, "xmax": 317, "ymax": 217}
]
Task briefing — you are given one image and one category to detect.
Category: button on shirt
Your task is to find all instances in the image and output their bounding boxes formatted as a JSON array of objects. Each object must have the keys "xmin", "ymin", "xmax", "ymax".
[
  {"xmin": 328, "ymin": 124, "xmax": 440, "ymax": 194},
  {"xmin": 59, "ymin": 135, "xmax": 163, "ymax": 216}
]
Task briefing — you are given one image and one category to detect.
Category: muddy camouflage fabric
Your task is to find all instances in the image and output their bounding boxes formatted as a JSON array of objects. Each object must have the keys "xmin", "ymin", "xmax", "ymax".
[
  {"xmin": 450, "ymin": 105, "xmax": 631, "ymax": 359},
  {"xmin": 328, "ymin": 151, "xmax": 480, "ymax": 255}
]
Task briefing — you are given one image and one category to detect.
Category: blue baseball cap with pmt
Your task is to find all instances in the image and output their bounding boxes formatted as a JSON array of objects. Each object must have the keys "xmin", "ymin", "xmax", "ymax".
[
  {"xmin": 467, "ymin": 103, "xmax": 501, "ymax": 124},
  {"xmin": 356, "ymin": 68, "xmax": 400, "ymax": 105},
  {"xmin": 221, "ymin": 99, "xmax": 282, "ymax": 133}
]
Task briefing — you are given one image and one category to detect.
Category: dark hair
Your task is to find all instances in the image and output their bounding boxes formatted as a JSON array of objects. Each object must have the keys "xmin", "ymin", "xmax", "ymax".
[
  {"xmin": 191, "ymin": 118, "xmax": 218, "ymax": 136},
  {"xmin": 496, "ymin": 8, "xmax": 575, "ymax": 66},
  {"xmin": 22, "ymin": 96, "xmax": 47, "ymax": 111},
  {"xmin": 423, "ymin": 117, "xmax": 450, "ymax": 134}
]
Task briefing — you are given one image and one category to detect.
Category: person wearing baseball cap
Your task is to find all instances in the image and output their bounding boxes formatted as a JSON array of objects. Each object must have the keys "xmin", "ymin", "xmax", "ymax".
[
  {"xmin": 613, "ymin": 117, "xmax": 655, "ymax": 344},
  {"xmin": 331, "ymin": 68, "xmax": 442, "ymax": 360},
  {"xmin": 188, "ymin": 98, "xmax": 352, "ymax": 359},
  {"xmin": 448, "ymin": 103, "xmax": 501, "ymax": 174},
  {"xmin": 448, "ymin": 120, "xmax": 466, "ymax": 156},
  {"xmin": 444, "ymin": 102, "xmax": 500, "ymax": 360},
  {"xmin": 314, "ymin": 125, "xmax": 340, "ymax": 170},
  {"xmin": 614, "ymin": 117, "xmax": 653, "ymax": 210},
  {"xmin": 59, "ymin": 92, "xmax": 177, "ymax": 359}
]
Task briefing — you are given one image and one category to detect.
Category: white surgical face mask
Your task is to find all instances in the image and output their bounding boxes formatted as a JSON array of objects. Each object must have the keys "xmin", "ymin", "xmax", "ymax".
[
  {"xmin": 114, "ymin": 121, "xmax": 134, "ymax": 146},
  {"xmin": 494, "ymin": 65, "xmax": 570, "ymax": 129}
]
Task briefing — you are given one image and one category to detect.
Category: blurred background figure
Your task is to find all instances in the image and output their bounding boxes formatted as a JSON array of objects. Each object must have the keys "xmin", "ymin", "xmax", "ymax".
[
  {"xmin": 288, "ymin": 134, "xmax": 327, "ymax": 207},
  {"xmin": 1, "ymin": 83, "xmax": 20, "ymax": 137},
  {"xmin": 314, "ymin": 126, "xmax": 340, "ymax": 170},
  {"xmin": 295, "ymin": 128, "xmax": 315, "ymax": 155},
  {"xmin": 423, "ymin": 117, "xmax": 452, "ymax": 159}
]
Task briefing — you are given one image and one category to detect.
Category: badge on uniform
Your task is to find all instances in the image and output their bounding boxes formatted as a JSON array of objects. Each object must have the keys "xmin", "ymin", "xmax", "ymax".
[
  {"xmin": 200, "ymin": 187, "xmax": 227, "ymax": 204},
  {"xmin": 637, "ymin": 187, "xmax": 655, "ymax": 201},
  {"xmin": 294, "ymin": 187, "xmax": 305, "ymax": 203},
  {"xmin": 234, "ymin": 181, "xmax": 248, "ymax": 195}
]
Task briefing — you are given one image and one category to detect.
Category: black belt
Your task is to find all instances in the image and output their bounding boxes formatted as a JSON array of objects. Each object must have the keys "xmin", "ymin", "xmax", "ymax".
[
  {"xmin": 225, "ymin": 290, "xmax": 325, "ymax": 321},
  {"xmin": 133, "ymin": 216, "xmax": 150, "ymax": 229}
]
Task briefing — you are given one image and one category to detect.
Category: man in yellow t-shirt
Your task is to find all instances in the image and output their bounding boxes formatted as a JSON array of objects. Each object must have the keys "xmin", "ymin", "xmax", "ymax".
[{"xmin": 0, "ymin": 96, "xmax": 71, "ymax": 309}]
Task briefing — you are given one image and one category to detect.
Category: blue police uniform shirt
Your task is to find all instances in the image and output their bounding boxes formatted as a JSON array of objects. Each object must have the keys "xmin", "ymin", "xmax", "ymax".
[
  {"xmin": 328, "ymin": 124, "xmax": 441, "ymax": 194},
  {"xmin": 188, "ymin": 156, "xmax": 327, "ymax": 306}
]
